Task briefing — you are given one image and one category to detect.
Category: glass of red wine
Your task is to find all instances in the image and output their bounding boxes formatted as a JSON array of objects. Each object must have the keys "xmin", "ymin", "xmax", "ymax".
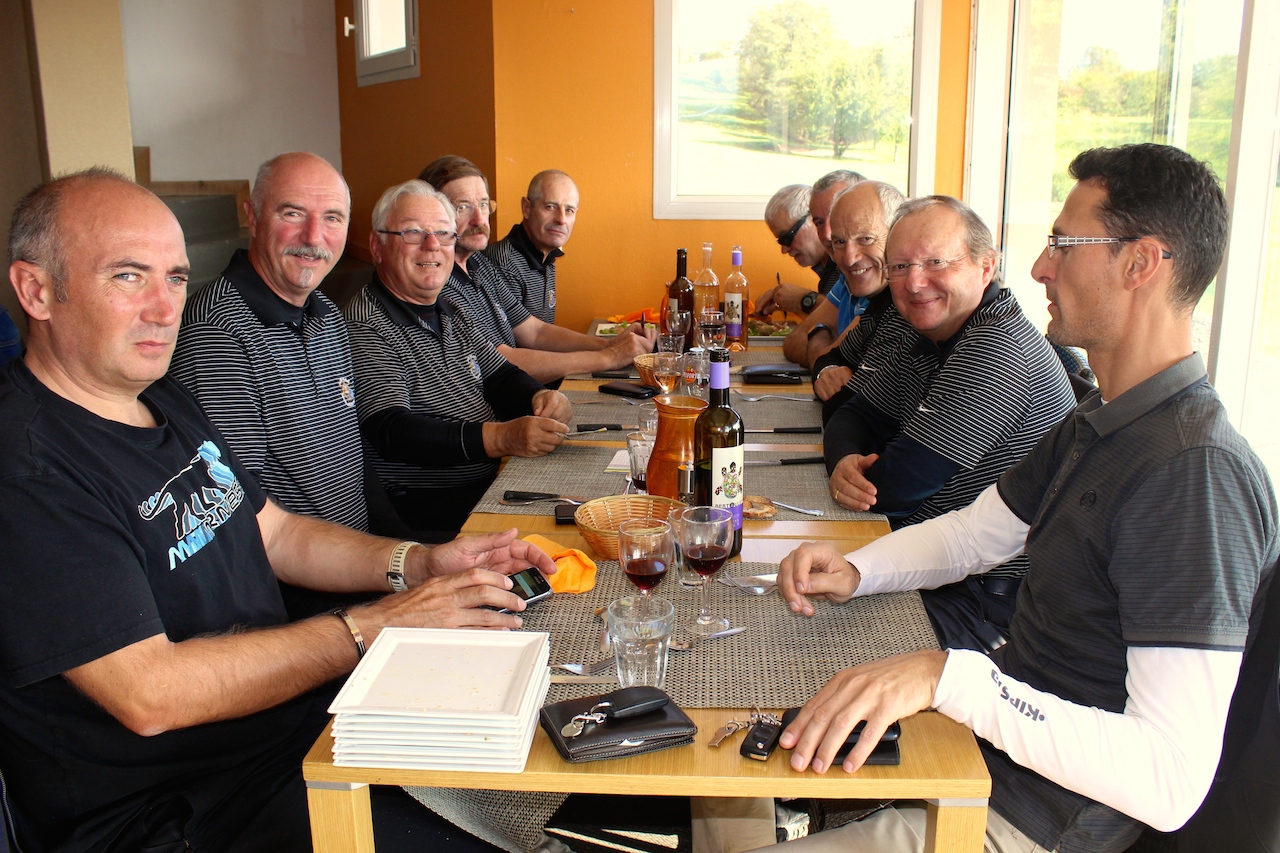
[
  {"xmin": 618, "ymin": 518, "xmax": 673, "ymax": 611},
  {"xmin": 679, "ymin": 506, "xmax": 732, "ymax": 636}
]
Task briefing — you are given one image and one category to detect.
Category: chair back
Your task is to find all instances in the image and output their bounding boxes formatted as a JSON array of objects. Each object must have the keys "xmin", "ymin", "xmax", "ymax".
[{"xmin": 1176, "ymin": 559, "xmax": 1280, "ymax": 852}]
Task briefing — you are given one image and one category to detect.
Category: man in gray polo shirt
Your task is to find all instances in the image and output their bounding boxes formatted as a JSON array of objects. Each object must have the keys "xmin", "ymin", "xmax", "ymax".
[{"xmin": 758, "ymin": 145, "xmax": 1277, "ymax": 852}]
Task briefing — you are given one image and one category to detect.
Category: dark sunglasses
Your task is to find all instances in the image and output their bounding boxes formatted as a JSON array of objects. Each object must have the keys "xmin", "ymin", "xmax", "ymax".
[{"xmin": 776, "ymin": 214, "xmax": 808, "ymax": 247}]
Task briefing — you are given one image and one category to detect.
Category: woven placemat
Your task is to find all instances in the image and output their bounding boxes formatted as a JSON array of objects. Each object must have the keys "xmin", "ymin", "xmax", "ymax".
[
  {"xmin": 743, "ymin": 450, "xmax": 881, "ymax": 522},
  {"xmin": 565, "ymin": 389, "xmax": 822, "ymax": 442},
  {"xmin": 526, "ymin": 561, "xmax": 938, "ymax": 709}
]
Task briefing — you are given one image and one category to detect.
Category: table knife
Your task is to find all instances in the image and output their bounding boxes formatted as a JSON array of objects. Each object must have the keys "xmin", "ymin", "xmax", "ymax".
[
  {"xmin": 744, "ymin": 455, "xmax": 825, "ymax": 466},
  {"xmin": 745, "ymin": 427, "xmax": 821, "ymax": 434},
  {"xmin": 575, "ymin": 423, "xmax": 633, "ymax": 431},
  {"xmin": 503, "ymin": 490, "xmax": 570, "ymax": 502}
]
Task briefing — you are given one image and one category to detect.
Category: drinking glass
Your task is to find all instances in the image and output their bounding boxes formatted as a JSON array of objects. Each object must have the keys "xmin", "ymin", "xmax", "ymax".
[
  {"xmin": 665, "ymin": 307, "xmax": 692, "ymax": 338},
  {"xmin": 658, "ymin": 333, "xmax": 685, "ymax": 354},
  {"xmin": 698, "ymin": 310, "xmax": 726, "ymax": 350},
  {"xmin": 652, "ymin": 353, "xmax": 683, "ymax": 394},
  {"xmin": 682, "ymin": 350, "xmax": 710, "ymax": 401},
  {"xmin": 617, "ymin": 518, "xmax": 673, "ymax": 603},
  {"xmin": 679, "ymin": 506, "xmax": 733, "ymax": 636},
  {"xmin": 626, "ymin": 432, "xmax": 653, "ymax": 493},
  {"xmin": 636, "ymin": 402, "xmax": 659, "ymax": 438},
  {"xmin": 667, "ymin": 505, "xmax": 701, "ymax": 586},
  {"xmin": 608, "ymin": 595, "xmax": 675, "ymax": 688}
]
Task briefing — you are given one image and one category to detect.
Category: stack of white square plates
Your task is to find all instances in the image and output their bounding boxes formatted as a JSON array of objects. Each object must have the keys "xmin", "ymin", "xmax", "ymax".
[{"xmin": 328, "ymin": 627, "xmax": 550, "ymax": 772}]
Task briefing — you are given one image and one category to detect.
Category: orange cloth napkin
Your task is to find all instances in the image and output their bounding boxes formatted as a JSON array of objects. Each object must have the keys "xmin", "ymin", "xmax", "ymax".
[{"xmin": 522, "ymin": 534, "xmax": 597, "ymax": 594}]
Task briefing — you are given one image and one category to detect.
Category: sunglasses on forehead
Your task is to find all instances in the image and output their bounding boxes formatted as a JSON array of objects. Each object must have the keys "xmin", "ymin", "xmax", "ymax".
[{"xmin": 776, "ymin": 214, "xmax": 808, "ymax": 247}]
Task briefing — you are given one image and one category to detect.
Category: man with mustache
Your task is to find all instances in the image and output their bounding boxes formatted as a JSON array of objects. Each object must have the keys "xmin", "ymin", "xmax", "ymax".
[
  {"xmin": 419, "ymin": 156, "xmax": 655, "ymax": 385},
  {"xmin": 484, "ymin": 169, "xmax": 578, "ymax": 325}
]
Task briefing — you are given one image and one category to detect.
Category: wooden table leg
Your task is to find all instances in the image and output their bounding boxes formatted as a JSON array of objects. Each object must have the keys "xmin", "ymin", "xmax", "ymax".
[
  {"xmin": 924, "ymin": 798, "xmax": 988, "ymax": 853},
  {"xmin": 306, "ymin": 780, "xmax": 375, "ymax": 853}
]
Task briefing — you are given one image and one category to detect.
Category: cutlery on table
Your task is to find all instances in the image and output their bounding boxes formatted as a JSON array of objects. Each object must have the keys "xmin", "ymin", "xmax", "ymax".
[
  {"xmin": 718, "ymin": 574, "xmax": 778, "ymax": 595},
  {"xmin": 565, "ymin": 427, "xmax": 609, "ymax": 437},
  {"xmin": 743, "ymin": 455, "xmax": 825, "ymax": 466},
  {"xmin": 575, "ymin": 423, "xmax": 632, "ymax": 431},
  {"xmin": 669, "ymin": 626, "xmax": 748, "ymax": 651},
  {"xmin": 498, "ymin": 490, "xmax": 586, "ymax": 506},
  {"xmin": 552, "ymin": 658, "xmax": 615, "ymax": 675},
  {"xmin": 772, "ymin": 501, "xmax": 825, "ymax": 516},
  {"xmin": 732, "ymin": 391, "xmax": 814, "ymax": 403},
  {"xmin": 550, "ymin": 674, "xmax": 621, "ymax": 685},
  {"xmin": 595, "ymin": 605, "xmax": 610, "ymax": 654},
  {"xmin": 745, "ymin": 426, "xmax": 821, "ymax": 434}
]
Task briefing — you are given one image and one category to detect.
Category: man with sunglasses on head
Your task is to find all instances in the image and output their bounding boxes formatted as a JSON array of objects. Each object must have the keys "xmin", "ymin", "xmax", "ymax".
[{"xmin": 818, "ymin": 195, "xmax": 1075, "ymax": 653}]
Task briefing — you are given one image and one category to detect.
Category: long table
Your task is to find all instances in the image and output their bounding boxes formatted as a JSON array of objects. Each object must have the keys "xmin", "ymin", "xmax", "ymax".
[{"xmin": 303, "ymin": 379, "xmax": 990, "ymax": 851}]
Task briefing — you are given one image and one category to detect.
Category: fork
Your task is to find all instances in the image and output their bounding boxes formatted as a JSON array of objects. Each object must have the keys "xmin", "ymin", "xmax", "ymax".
[
  {"xmin": 552, "ymin": 658, "xmax": 615, "ymax": 675},
  {"xmin": 731, "ymin": 391, "xmax": 814, "ymax": 403}
]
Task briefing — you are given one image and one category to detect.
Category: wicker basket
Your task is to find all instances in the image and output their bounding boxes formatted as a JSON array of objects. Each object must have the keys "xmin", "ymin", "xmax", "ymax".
[
  {"xmin": 574, "ymin": 495, "xmax": 686, "ymax": 560},
  {"xmin": 633, "ymin": 353, "xmax": 659, "ymax": 387}
]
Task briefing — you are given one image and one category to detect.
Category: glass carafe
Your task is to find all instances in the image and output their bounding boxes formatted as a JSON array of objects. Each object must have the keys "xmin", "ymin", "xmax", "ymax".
[{"xmin": 645, "ymin": 395, "xmax": 708, "ymax": 500}]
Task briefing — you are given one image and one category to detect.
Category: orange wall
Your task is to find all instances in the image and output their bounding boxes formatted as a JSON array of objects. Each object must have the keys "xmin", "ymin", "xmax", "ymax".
[
  {"xmin": 935, "ymin": 0, "xmax": 971, "ymax": 197},
  {"xmin": 334, "ymin": 0, "xmax": 498, "ymax": 263}
]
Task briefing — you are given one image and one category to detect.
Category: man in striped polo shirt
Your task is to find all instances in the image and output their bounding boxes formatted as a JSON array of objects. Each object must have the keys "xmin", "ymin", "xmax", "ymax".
[
  {"xmin": 768, "ymin": 145, "xmax": 1276, "ymax": 853},
  {"xmin": 420, "ymin": 155, "xmax": 655, "ymax": 384},
  {"xmin": 483, "ymin": 169, "xmax": 578, "ymax": 325},
  {"xmin": 346, "ymin": 180, "xmax": 572, "ymax": 542},
  {"xmin": 822, "ymin": 196, "xmax": 1077, "ymax": 652}
]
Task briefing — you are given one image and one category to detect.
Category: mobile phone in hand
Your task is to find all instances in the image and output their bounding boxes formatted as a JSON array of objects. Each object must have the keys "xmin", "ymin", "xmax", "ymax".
[{"xmin": 495, "ymin": 567, "xmax": 553, "ymax": 613}]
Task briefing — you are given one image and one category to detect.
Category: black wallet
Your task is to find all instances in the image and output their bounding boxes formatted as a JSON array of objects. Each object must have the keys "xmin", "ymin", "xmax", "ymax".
[
  {"xmin": 780, "ymin": 707, "xmax": 901, "ymax": 765},
  {"xmin": 598, "ymin": 380, "xmax": 657, "ymax": 398},
  {"xmin": 539, "ymin": 687, "xmax": 698, "ymax": 763},
  {"xmin": 740, "ymin": 363, "xmax": 807, "ymax": 384}
]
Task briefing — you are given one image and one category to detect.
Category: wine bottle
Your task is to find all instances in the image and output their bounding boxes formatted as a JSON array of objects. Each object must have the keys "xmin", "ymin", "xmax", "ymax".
[
  {"xmin": 694, "ymin": 348, "xmax": 744, "ymax": 557},
  {"xmin": 666, "ymin": 248, "xmax": 695, "ymax": 350},
  {"xmin": 724, "ymin": 246, "xmax": 749, "ymax": 352},
  {"xmin": 692, "ymin": 242, "xmax": 720, "ymax": 318}
]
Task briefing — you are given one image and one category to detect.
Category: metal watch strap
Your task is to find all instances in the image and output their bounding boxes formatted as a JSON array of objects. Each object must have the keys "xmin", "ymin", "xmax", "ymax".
[
  {"xmin": 331, "ymin": 608, "xmax": 366, "ymax": 659},
  {"xmin": 386, "ymin": 540, "xmax": 419, "ymax": 592}
]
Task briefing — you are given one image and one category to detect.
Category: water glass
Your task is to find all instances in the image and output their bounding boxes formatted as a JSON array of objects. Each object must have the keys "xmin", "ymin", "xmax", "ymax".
[
  {"xmin": 658, "ymin": 333, "xmax": 685, "ymax": 354},
  {"xmin": 668, "ymin": 506, "xmax": 701, "ymax": 586},
  {"xmin": 682, "ymin": 350, "xmax": 710, "ymax": 401},
  {"xmin": 608, "ymin": 595, "xmax": 675, "ymax": 688},
  {"xmin": 636, "ymin": 401, "xmax": 659, "ymax": 438},
  {"xmin": 626, "ymin": 431, "xmax": 653, "ymax": 493}
]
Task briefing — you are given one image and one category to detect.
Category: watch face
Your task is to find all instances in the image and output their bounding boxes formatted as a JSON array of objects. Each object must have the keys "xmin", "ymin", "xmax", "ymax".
[{"xmin": 801, "ymin": 292, "xmax": 816, "ymax": 312}]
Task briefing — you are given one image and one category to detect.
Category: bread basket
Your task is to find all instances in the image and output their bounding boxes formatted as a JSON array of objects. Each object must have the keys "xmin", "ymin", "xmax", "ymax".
[
  {"xmin": 633, "ymin": 353, "xmax": 659, "ymax": 387},
  {"xmin": 574, "ymin": 495, "xmax": 686, "ymax": 560}
]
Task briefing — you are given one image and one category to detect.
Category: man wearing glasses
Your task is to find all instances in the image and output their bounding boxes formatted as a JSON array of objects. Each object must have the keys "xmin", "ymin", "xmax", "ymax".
[
  {"xmin": 345, "ymin": 180, "xmax": 572, "ymax": 541},
  {"xmin": 820, "ymin": 195, "xmax": 1076, "ymax": 652},
  {"xmin": 420, "ymin": 156, "xmax": 655, "ymax": 385},
  {"xmin": 762, "ymin": 145, "xmax": 1276, "ymax": 853}
]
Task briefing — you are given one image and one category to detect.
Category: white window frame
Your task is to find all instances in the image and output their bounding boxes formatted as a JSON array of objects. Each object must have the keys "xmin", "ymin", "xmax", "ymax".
[
  {"xmin": 353, "ymin": 0, "xmax": 418, "ymax": 88},
  {"xmin": 968, "ymin": 0, "xmax": 1280, "ymax": 428},
  {"xmin": 652, "ymin": 0, "xmax": 941, "ymax": 220}
]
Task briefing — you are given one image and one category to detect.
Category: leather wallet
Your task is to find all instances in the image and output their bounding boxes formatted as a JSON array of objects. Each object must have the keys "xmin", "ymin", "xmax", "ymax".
[
  {"xmin": 780, "ymin": 707, "xmax": 901, "ymax": 765},
  {"xmin": 740, "ymin": 363, "xmax": 808, "ymax": 384},
  {"xmin": 540, "ymin": 687, "xmax": 698, "ymax": 763}
]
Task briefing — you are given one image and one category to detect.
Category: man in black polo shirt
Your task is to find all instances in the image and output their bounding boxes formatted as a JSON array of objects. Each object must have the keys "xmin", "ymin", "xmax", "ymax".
[
  {"xmin": 420, "ymin": 155, "xmax": 654, "ymax": 384},
  {"xmin": 170, "ymin": 152, "xmax": 367, "ymax": 531},
  {"xmin": 766, "ymin": 145, "xmax": 1277, "ymax": 852},
  {"xmin": 821, "ymin": 195, "xmax": 1076, "ymax": 652},
  {"xmin": 484, "ymin": 169, "xmax": 578, "ymax": 325},
  {"xmin": 0, "ymin": 168, "xmax": 558, "ymax": 852},
  {"xmin": 345, "ymin": 180, "xmax": 572, "ymax": 541}
]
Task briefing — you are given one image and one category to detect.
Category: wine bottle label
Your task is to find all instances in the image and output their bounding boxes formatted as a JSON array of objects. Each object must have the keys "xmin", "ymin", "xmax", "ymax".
[
  {"xmin": 725, "ymin": 293, "xmax": 744, "ymax": 337},
  {"xmin": 710, "ymin": 445, "xmax": 745, "ymax": 530},
  {"xmin": 710, "ymin": 360, "xmax": 730, "ymax": 390},
  {"xmin": 668, "ymin": 297, "xmax": 679, "ymax": 322}
]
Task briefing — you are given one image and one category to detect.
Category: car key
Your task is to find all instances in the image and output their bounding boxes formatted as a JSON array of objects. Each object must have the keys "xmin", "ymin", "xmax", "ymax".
[
  {"xmin": 740, "ymin": 712, "xmax": 783, "ymax": 761},
  {"xmin": 560, "ymin": 687, "xmax": 669, "ymax": 738}
]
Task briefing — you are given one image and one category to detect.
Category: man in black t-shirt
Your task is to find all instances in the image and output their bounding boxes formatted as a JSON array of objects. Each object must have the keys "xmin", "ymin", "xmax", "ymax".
[{"xmin": 1, "ymin": 169, "xmax": 555, "ymax": 852}]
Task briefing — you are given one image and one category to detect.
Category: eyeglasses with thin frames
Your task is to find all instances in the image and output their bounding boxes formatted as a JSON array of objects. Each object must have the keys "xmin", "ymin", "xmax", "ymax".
[
  {"xmin": 377, "ymin": 228, "xmax": 459, "ymax": 246},
  {"xmin": 885, "ymin": 255, "xmax": 967, "ymax": 281},
  {"xmin": 454, "ymin": 199, "xmax": 495, "ymax": 218},
  {"xmin": 776, "ymin": 214, "xmax": 808, "ymax": 247},
  {"xmin": 1046, "ymin": 235, "xmax": 1173, "ymax": 260}
]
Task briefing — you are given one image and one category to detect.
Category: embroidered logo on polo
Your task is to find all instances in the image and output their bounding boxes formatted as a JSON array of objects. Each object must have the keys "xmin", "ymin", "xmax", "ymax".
[
  {"xmin": 137, "ymin": 440, "xmax": 245, "ymax": 570},
  {"xmin": 338, "ymin": 376, "xmax": 355, "ymax": 407},
  {"xmin": 466, "ymin": 353, "xmax": 482, "ymax": 381},
  {"xmin": 547, "ymin": 285, "xmax": 556, "ymax": 309}
]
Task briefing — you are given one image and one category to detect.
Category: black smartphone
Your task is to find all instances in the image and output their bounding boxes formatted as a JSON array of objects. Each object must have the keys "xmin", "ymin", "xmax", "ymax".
[
  {"xmin": 779, "ymin": 707, "xmax": 901, "ymax": 764},
  {"xmin": 496, "ymin": 567, "xmax": 553, "ymax": 613},
  {"xmin": 554, "ymin": 503, "xmax": 578, "ymax": 524},
  {"xmin": 598, "ymin": 380, "xmax": 657, "ymax": 399}
]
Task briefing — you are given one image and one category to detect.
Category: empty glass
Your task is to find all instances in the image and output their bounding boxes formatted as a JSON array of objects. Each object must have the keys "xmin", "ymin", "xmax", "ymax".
[
  {"xmin": 665, "ymin": 307, "xmax": 692, "ymax": 338},
  {"xmin": 626, "ymin": 431, "xmax": 654, "ymax": 493},
  {"xmin": 658, "ymin": 333, "xmax": 685, "ymax": 354},
  {"xmin": 682, "ymin": 350, "xmax": 710, "ymax": 401},
  {"xmin": 667, "ymin": 505, "xmax": 701, "ymax": 586},
  {"xmin": 608, "ymin": 595, "xmax": 675, "ymax": 688},
  {"xmin": 636, "ymin": 402, "xmax": 659, "ymax": 438}
]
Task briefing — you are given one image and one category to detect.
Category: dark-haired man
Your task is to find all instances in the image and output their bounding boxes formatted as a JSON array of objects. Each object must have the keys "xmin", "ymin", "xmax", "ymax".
[
  {"xmin": 763, "ymin": 144, "xmax": 1277, "ymax": 851},
  {"xmin": 420, "ymin": 156, "xmax": 654, "ymax": 384}
]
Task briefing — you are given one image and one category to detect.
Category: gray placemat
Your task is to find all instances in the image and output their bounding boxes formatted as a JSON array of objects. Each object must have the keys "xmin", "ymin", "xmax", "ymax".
[
  {"xmin": 743, "ymin": 450, "xmax": 882, "ymax": 522},
  {"xmin": 526, "ymin": 561, "xmax": 938, "ymax": 708},
  {"xmin": 565, "ymin": 389, "xmax": 823, "ymax": 442},
  {"xmin": 473, "ymin": 446, "xmax": 628, "ymax": 515}
]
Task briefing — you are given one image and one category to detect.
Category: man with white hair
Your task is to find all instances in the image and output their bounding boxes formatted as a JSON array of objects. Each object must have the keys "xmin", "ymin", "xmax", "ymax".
[{"xmin": 345, "ymin": 180, "xmax": 572, "ymax": 541}]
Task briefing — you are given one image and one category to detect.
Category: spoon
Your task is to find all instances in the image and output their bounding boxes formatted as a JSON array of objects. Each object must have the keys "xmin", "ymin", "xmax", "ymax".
[
  {"xmin": 669, "ymin": 625, "xmax": 747, "ymax": 651},
  {"xmin": 773, "ymin": 500, "xmax": 825, "ymax": 517}
]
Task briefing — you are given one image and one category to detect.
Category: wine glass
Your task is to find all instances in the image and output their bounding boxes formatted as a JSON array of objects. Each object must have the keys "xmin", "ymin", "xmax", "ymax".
[
  {"xmin": 618, "ymin": 518, "xmax": 673, "ymax": 611},
  {"xmin": 666, "ymin": 307, "xmax": 692, "ymax": 338},
  {"xmin": 698, "ymin": 310, "xmax": 726, "ymax": 350},
  {"xmin": 652, "ymin": 353, "xmax": 682, "ymax": 394},
  {"xmin": 679, "ymin": 506, "xmax": 732, "ymax": 636}
]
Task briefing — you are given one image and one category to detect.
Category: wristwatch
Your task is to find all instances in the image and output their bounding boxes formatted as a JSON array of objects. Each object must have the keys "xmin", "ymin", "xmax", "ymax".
[
  {"xmin": 799, "ymin": 291, "xmax": 818, "ymax": 313},
  {"xmin": 807, "ymin": 323, "xmax": 833, "ymax": 341},
  {"xmin": 386, "ymin": 541, "xmax": 419, "ymax": 592}
]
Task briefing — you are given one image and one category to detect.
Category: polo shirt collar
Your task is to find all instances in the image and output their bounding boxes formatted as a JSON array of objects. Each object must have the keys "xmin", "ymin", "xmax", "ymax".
[
  {"xmin": 222, "ymin": 249, "xmax": 332, "ymax": 327},
  {"xmin": 505, "ymin": 222, "xmax": 563, "ymax": 272},
  {"xmin": 1080, "ymin": 353, "xmax": 1207, "ymax": 437},
  {"xmin": 911, "ymin": 280, "xmax": 1004, "ymax": 360},
  {"xmin": 365, "ymin": 271, "xmax": 456, "ymax": 328}
]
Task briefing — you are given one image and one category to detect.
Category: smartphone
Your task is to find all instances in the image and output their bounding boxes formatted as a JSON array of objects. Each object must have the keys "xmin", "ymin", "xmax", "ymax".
[
  {"xmin": 598, "ymin": 380, "xmax": 657, "ymax": 399},
  {"xmin": 554, "ymin": 503, "xmax": 578, "ymax": 525},
  {"xmin": 497, "ymin": 567, "xmax": 553, "ymax": 613}
]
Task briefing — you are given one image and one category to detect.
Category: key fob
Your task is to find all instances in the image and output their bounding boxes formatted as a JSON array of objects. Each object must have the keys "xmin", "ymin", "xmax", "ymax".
[
  {"xmin": 605, "ymin": 686, "xmax": 669, "ymax": 719},
  {"xmin": 740, "ymin": 718, "xmax": 783, "ymax": 761}
]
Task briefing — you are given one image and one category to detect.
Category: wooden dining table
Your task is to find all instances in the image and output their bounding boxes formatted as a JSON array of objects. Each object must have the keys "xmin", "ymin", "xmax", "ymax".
[{"xmin": 302, "ymin": 377, "xmax": 991, "ymax": 852}]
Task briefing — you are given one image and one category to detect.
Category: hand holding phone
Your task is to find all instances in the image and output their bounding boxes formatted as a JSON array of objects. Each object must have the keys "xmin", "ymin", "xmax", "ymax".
[{"xmin": 494, "ymin": 567, "xmax": 553, "ymax": 613}]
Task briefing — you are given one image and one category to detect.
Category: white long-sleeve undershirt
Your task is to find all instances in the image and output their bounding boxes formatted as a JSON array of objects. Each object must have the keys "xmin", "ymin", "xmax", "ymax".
[{"xmin": 845, "ymin": 484, "xmax": 1242, "ymax": 830}]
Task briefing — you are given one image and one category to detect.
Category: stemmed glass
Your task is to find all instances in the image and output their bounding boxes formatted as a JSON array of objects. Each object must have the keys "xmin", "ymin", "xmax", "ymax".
[
  {"xmin": 698, "ymin": 310, "xmax": 726, "ymax": 350},
  {"xmin": 679, "ymin": 507, "xmax": 732, "ymax": 636},
  {"xmin": 652, "ymin": 353, "xmax": 682, "ymax": 394},
  {"xmin": 618, "ymin": 518, "xmax": 673, "ymax": 614},
  {"xmin": 665, "ymin": 307, "xmax": 692, "ymax": 340}
]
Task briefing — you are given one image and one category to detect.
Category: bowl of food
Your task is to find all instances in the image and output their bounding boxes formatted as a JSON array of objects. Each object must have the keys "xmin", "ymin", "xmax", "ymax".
[{"xmin": 574, "ymin": 495, "xmax": 686, "ymax": 560}]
